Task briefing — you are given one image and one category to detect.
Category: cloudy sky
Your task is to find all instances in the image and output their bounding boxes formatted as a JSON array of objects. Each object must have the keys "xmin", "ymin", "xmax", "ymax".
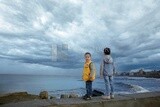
[{"xmin": 0, "ymin": 0, "xmax": 160, "ymax": 75}]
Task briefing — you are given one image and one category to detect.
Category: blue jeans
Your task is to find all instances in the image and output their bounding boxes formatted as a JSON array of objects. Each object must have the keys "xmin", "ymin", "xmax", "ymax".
[
  {"xmin": 86, "ymin": 81, "xmax": 92, "ymax": 96},
  {"xmin": 104, "ymin": 76, "xmax": 114, "ymax": 96}
]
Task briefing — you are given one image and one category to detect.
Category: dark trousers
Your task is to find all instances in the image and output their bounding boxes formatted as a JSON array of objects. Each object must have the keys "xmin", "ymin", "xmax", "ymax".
[{"xmin": 86, "ymin": 81, "xmax": 92, "ymax": 96}]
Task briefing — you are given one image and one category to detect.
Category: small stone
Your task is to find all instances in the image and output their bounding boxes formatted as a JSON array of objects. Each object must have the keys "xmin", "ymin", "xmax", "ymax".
[
  {"xmin": 39, "ymin": 91, "xmax": 48, "ymax": 99},
  {"xmin": 60, "ymin": 94, "xmax": 69, "ymax": 99},
  {"xmin": 50, "ymin": 96, "xmax": 56, "ymax": 99},
  {"xmin": 69, "ymin": 94, "xmax": 78, "ymax": 98}
]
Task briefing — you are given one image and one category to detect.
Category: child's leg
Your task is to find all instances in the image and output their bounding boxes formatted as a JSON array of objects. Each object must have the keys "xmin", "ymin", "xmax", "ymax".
[
  {"xmin": 86, "ymin": 81, "xmax": 92, "ymax": 96},
  {"xmin": 109, "ymin": 76, "xmax": 114, "ymax": 96},
  {"xmin": 88, "ymin": 81, "xmax": 92, "ymax": 96},
  {"xmin": 104, "ymin": 76, "xmax": 110, "ymax": 96}
]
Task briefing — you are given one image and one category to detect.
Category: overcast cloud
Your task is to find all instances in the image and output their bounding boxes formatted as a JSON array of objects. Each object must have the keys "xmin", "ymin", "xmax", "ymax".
[{"xmin": 0, "ymin": 0, "xmax": 160, "ymax": 75}]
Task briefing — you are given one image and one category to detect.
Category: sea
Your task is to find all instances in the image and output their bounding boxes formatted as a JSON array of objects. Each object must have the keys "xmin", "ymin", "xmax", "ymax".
[{"xmin": 0, "ymin": 74, "xmax": 160, "ymax": 98}]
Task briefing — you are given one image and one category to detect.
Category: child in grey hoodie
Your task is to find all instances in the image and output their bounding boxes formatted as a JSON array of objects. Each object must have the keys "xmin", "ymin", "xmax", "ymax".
[{"xmin": 100, "ymin": 47, "xmax": 115, "ymax": 99}]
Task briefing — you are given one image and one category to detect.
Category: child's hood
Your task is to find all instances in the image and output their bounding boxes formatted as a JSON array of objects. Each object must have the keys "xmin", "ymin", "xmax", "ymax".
[{"xmin": 103, "ymin": 55, "xmax": 113, "ymax": 64}]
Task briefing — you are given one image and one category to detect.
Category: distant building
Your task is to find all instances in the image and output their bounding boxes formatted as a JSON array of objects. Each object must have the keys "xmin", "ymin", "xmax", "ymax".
[
  {"xmin": 138, "ymin": 69, "xmax": 145, "ymax": 75},
  {"xmin": 120, "ymin": 69, "xmax": 160, "ymax": 78},
  {"xmin": 129, "ymin": 72, "xmax": 134, "ymax": 76},
  {"xmin": 120, "ymin": 72, "xmax": 129, "ymax": 76}
]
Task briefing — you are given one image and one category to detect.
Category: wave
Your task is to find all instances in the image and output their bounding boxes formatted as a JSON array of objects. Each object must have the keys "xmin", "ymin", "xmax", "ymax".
[
  {"xmin": 116, "ymin": 91, "xmax": 131, "ymax": 94},
  {"xmin": 126, "ymin": 77, "xmax": 147, "ymax": 80},
  {"xmin": 130, "ymin": 84, "xmax": 149, "ymax": 93},
  {"xmin": 115, "ymin": 82, "xmax": 149, "ymax": 93},
  {"xmin": 117, "ymin": 76, "xmax": 148, "ymax": 81}
]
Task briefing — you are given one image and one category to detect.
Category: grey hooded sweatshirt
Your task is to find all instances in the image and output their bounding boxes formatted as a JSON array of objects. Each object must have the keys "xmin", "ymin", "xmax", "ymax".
[{"xmin": 100, "ymin": 55, "xmax": 115, "ymax": 76}]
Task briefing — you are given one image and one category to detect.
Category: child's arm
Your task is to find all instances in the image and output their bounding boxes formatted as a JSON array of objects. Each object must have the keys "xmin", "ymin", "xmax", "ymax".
[
  {"xmin": 100, "ymin": 60, "xmax": 104, "ymax": 77},
  {"xmin": 112, "ymin": 62, "xmax": 116, "ymax": 75},
  {"xmin": 89, "ymin": 62, "xmax": 96, "ymax": 79}
]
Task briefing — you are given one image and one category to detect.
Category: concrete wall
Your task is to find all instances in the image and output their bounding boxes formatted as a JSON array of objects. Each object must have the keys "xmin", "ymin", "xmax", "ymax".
[
  {"xmin": 1, "ymin": 92, "xmax": 160, "ymax": 107},
  {"xmin": 50, "ymin": 92, "xmax": 160, "ymax": 107}
]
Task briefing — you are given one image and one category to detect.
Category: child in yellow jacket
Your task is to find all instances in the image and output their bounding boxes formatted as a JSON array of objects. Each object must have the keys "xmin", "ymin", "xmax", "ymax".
[{"xmin": 82, "ymin": 52, "xmax": 96, "ymax": 100}]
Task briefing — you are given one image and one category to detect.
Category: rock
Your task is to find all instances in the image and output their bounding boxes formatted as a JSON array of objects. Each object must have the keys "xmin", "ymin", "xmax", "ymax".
[
  {"xmin": 69, "ymin": 94, "xmax": 78, "ymax": 98},
  {"xmin": 39, "ymin": 91, "xmax": 48, "ymax": 99},
  {"xmin": 92, "ymin": 89, "xmax": 104, "ymax": 97},
  {"xmin": 60, "ymin": 94, "xmax": 69, "ymax": 99},
  {"xmin": 50, "ymin": 96, "xmax": 56, "ymax": 99}
]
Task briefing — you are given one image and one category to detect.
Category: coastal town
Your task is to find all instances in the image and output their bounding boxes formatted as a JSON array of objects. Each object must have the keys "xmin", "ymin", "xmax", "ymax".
[{"xmin": 119, "ymin": 69, "xmax": 160, "ymax": 78}]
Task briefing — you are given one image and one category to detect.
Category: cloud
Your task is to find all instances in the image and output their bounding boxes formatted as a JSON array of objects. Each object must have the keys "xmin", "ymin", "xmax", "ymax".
[{"xmin": 0, "ymin": 0, "xmax": 160, "ymax": 74}]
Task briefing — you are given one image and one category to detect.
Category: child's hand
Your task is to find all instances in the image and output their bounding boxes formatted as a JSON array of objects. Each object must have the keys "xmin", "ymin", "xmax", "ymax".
[{"xmin": 89, "ymin": 76, "xmax": 93, "ymax": 80}]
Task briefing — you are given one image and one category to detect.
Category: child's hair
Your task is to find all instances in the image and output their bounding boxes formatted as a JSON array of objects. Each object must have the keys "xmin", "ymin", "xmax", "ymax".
[
  {"xmin": 84, "ymin": 52, "xmax": 91, "ymax": 56},
  {"xmin": 104, "ymin": 47, "xmax": 111, "ymax": 55}
]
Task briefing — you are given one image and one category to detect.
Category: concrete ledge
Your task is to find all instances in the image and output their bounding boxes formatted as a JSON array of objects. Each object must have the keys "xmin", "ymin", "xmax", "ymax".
[
  {"xmin": 1, "ymin": 91, "xmax": 160, "ymax": 107},
  {"xmin": 50, "ymin": 91, "xmax": 160, "ymax": 107}
]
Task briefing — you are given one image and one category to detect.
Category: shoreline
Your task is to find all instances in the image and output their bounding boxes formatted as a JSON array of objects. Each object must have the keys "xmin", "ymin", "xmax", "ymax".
[
  {"xmin": 1, "ymin": 91, "xmax": 160, "ymax": 107},
  {"xmin": 0, "ymin": 89, "xmax": 153, "ymax": 100}
]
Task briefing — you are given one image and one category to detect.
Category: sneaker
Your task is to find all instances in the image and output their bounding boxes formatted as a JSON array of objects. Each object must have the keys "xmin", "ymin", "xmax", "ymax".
[
  {"xmin": 82, "ymin": 94, "xmax": 87, "ymax": 99},
  {"xmin": 101, "ymin": 95, "xmax": 110, "ymax": 100},
  {"xmin": 84, "ymin": 96, "xmax": 92, "ymax": 100},
  {"xmin": 111, "ymin": 95, "xmax": 114, "ymax": 99}
]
